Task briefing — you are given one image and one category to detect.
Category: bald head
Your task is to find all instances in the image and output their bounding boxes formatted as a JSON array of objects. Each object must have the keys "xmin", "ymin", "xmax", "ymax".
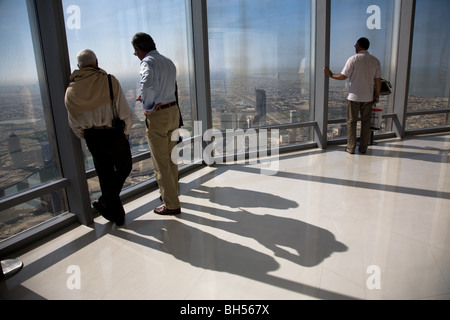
[{"xmin": 77, "ymin": 49, "xmax": 98, "ymax": 68}]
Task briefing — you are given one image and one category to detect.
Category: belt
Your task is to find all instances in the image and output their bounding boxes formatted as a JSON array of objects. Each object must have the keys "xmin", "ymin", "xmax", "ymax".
[
  {"xmin": 157, "ymin": 101, "xmax": 177, "ymax": 111},
  {"xmin": 87, "ymin": 126, "xmax": 114, "ymax": 130}
]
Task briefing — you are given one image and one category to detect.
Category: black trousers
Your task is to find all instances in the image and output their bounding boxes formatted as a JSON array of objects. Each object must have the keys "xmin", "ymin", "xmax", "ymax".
[{"xmin": 84, "ymin": 128, "xmax": 132, "ymax": 221}]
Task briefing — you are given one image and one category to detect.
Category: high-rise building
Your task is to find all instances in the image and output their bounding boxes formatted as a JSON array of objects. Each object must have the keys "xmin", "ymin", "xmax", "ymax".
[
  {"xmin": 8, "ymin": 133, "xmax": 24, "ymax": 169},
  {"xmin": 290, "ymin": 110, "xmax": 297, "ymax": 123},
  {"xmin": 220, "ymin": 113, "xmax": 238, "ymax": 130},
  {"xmin": 256, "ymin": 89, "xmax": 266, "ymax": 118}
]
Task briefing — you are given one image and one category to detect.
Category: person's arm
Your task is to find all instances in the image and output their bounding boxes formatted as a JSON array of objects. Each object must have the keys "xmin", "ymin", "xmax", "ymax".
[
  {"xmin": 140, "ymin": 60, "xmax": 156, "ymax": 111},
  {"xmin": 67, "ymin": 114, "xmax": 84, "ymax": 139},
  {"xmin": 324, "ymin": 67, "xmax": 348, "ymax": 81},
  {"xmin": 115, "ymin": 83, "xmax": 134, "ymax": 140},
  {"xmin": 374, "ymin": 77, "xmax": 382, "ymax": 102}
]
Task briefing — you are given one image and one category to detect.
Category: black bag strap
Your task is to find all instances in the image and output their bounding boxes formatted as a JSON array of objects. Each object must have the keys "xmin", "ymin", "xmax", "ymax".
[{"xmin": 107, "ymin": 74, "xmax": 118, "ymax": 117}]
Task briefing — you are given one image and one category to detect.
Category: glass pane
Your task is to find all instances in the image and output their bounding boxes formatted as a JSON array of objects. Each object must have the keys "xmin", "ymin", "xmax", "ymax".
[
  {"xmin": 329, "ymin": 0, "xmax": 395, "ymax": 138},
  {"xmin": 407, "ymin": 113, "xmax": 450, "ymax": 130},
  {"xmin": 0, "ymin": 190, "xmax": 68, "ymax": 241},
  {"xmin": 407, "ymin": 0, "xmax": 450, "ymax": 130},
  {"xmin": 0, "ymin": 0, "xmax": 67, "ymax": 240},
  {"xmin": 62, "ymin": 0, "xmax": 194, "ymax": 180},
  {"xmin": 207, "ymin": 0, "xmax": 312, "ymax": 144}
]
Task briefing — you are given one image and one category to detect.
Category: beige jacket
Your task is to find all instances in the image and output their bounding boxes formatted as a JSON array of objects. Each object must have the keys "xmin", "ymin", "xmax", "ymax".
[{"xmin": 64, "ymin": 68, "xmax": 133, "ymax": 139}]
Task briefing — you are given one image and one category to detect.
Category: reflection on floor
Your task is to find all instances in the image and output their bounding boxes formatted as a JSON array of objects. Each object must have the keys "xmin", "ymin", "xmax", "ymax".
[{"xmin": 1, "ymin": 133, "xmax": 450, "ymax": 300}]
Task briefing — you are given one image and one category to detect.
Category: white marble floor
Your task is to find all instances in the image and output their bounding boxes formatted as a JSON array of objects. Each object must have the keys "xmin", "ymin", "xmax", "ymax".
[{"xmin": 1, "ymin": 133, "xmax": 450, "ymax": 300}]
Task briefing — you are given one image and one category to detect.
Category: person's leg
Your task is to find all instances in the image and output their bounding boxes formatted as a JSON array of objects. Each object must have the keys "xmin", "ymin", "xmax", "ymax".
[
  {"xmin": 359, "ymin": 101, "xmax": 374, "ymax": 153},
  {"xmin": 168, "ymin": 109, "xmax": 180, "ymax": 197},
  {"xmin": 84, "ymin": 129, "xmax": 117, "ymax": 222},
  {"xmin": 346, "ymin": 100, "xmax": 360, "ymax": 153},
  {"xmin": 147, "ymin": 107, "xmax": 180, "ymax": 210},
  {"xmin": 110, "ymin": 131, "xmax": 133, "ymax": 224}
]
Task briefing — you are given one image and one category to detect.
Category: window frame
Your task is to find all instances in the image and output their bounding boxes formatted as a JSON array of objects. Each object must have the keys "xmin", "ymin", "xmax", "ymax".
[{"xmin": 2, "ymin": 0, "xmax": 450, "ymax": 257}]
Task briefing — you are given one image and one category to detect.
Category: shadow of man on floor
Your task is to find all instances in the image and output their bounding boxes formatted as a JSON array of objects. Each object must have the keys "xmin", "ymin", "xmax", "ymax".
[
  {"xmin": 183, "ymin": 185, "xmax": 347, "ymax": 267},
  {"xmin": 117, "ymin": 217, "xmax": 353, "ymax": 299}
]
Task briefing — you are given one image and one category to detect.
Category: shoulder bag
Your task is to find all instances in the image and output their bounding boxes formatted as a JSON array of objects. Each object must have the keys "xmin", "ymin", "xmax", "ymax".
[{"xmin": 107, "ymin": 74, "xmax": 125, "ymax": 131}]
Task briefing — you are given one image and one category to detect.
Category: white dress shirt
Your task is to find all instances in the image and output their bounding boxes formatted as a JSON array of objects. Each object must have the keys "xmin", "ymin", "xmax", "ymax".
[
  {"xmin": 139, "ymin": 50, "xmax": 177, "ymax": 112},
  {"xmin": 341, "ymin": 50, "xmax": 382, "ymax": 102}
]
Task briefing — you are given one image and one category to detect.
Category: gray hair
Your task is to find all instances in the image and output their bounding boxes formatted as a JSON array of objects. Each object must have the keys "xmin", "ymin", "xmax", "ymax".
[{"xmin": 77, "ymin": 49, "xmax": 97, "ymax": 68}]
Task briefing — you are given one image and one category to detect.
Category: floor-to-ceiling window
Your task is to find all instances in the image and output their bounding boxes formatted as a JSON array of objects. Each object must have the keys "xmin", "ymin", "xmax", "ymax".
[
  {"xmin": 1, "ymin": 0, "xmax": 449, "ymax": 255},
  {"xmin": 207, "ymin": 0, "xmax": 312, "ymax": 148},
  {"xmin": 0, "ymin": 0, "xmax": 68, "ymax": 242},
  {"xmin": 62, "ymin": 0, "xmax": 194, "ymax": 200},
  {"xmin": 328, "ymin": 0, "xmax": 395, "ymax": 140},
  {"xmin": 406, "ymin": 0, "xmax": 450, "ymax": 130}
]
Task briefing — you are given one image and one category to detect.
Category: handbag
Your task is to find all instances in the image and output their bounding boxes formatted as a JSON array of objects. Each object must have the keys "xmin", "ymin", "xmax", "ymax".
[
  {"xmin": 380, "ymin": 79, "xmax": 392, "ymax": 96},
  {"xmin": 107, "ymin": 74, "xmax": 125, "ymax": 131}
]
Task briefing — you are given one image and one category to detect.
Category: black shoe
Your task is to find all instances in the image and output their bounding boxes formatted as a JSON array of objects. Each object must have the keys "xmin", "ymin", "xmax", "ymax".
[
  {"xmin": 92, "ymin": 200, "xmax": 115, "ymax": 222},
  {"xmin": 115, "ymin": 214, "xmax": 125, "ymax": 227},
  {"xmin": 358, "ymin": 148, "xmax": 367, "ymax": 154},
  {"xmin": 92, "ymin": 200, "xmax": 104, "ymax": 213}
]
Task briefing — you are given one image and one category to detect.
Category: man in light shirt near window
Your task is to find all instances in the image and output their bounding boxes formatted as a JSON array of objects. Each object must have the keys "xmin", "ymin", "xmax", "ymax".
[
  {"xmin": 132, "ymin": 32, "xmax": 181, "ymax": 215},
  {"xmin": 324, "ymin": 37, "xmax": 382, "ymax": 154}
]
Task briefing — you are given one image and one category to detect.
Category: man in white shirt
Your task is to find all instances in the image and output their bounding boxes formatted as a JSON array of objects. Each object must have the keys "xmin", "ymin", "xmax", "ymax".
[
  {"xmin": 65, "ymin": 49, "xmax": 134, "ymax": 226},
  {"xmin": 132, "ymin": 33, "xmax": 181, "ymax": 215},
  {"xmin": 324, "ymin": 37, "xmax": 382, "ymax": 154}
]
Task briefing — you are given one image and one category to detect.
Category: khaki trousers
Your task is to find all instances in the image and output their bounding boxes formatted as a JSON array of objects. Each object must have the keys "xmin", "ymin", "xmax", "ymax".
[
  {"xmin": 346, "ymin": 100, "xmax": 374, "ymax": 152},
  {"xmin": 146, "ymin": 105, "xmax": 180, "ymax": 210}
]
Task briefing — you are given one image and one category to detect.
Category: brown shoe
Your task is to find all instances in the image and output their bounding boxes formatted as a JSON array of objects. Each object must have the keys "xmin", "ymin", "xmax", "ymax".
[
  {"xmin": 154, "ymin": 206, "xmax": 181, "ymax": 215},
  {"xmin": 345, "ymin": 148, "xmax": 355, "ymax": 154}
]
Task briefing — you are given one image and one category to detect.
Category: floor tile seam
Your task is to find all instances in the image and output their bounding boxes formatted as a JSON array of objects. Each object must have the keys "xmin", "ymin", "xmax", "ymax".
[
  {"xmin": 367, "ymin": 222, "xmax": 447, "ymax": 251},
  {"xmin": 429, "ymin": 246, "xmax": 450, "ymax": 292},
  {"xmin": 182, "ymin": 268, "xmax": 213, "ymax": 300},
  {"xmin": 322, "ymin": 263, "xmax": 367, "ymax": 296},
  {"xmin": 417, "ymin": 292, "xmax": 450, "ymax": 300},
  {"xmin": 331, "ymin": 217, "xmax": 368, "ymax": 293}
]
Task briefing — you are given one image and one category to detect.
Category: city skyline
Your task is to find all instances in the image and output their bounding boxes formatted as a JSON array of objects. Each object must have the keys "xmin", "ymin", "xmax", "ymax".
[
  {"xmin": 0, "ymin": 0, "xmax": 448, "ymax": 247},
  {"xmin": 0, "ymin": 71, "xmax": 447, "ymax": 240},
  {"xmin": 1, "ymin": 0, "xmax": 449, "ymax": 97},
  {"xmin": 0, "ymin": 75, "xmax": 446, "ymax": 197}
]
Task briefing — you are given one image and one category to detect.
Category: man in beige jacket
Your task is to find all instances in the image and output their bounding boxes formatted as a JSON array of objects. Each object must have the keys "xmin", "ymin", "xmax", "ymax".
[{"xmin": 65, "ymin": 49, "xmax": 134, "ymax": 226}]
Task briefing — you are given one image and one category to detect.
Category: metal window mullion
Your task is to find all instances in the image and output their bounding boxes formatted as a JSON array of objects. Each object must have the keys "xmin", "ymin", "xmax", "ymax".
[
  {"xmin": 392, "ymin": 0, "xmax": 416, "ymax": 138},
  {"xmin": 312, "ymin": 0, "xmax": 331, "ymax": 149},
  {"xmin": 27, "ymin": 0, "xmax": 92, "ymax": 225},
  {"xmin": 407, "ymin": 109, "xmax": 450, "ymax": 117},
  {"xmin": 189, "ymin": 0, "xmax": 212, "ymax": 135},
  {"xmin": 0, "ymin": 179, "xmax": 69, "ymax": 212}
]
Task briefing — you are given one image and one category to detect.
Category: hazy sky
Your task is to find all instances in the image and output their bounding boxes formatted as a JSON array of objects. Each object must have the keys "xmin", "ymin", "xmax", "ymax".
[
  {"xmin": 0, "ymin": 0, "xmax": 36, "ymax": 84},
  {"xmin": 61, "ymin": 0, "xmax": 189, "ymax": 77},
  {"xmin": 207, "ymin": 0, "xmax": 311, "ymax": 74},
  {"xmin": 0, "ymin": 0, "xmax": 448, "ymax": 93}
]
